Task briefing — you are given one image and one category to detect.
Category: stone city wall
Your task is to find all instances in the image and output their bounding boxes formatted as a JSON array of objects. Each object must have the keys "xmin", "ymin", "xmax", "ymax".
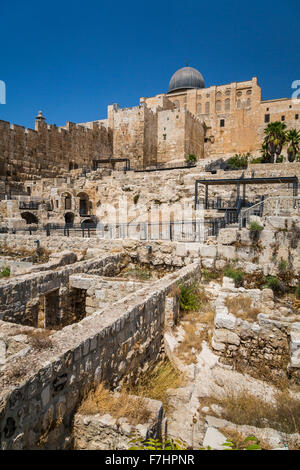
[{"xmin": 0, "ymin": 118, "xmax": 113, "ymax": 182}]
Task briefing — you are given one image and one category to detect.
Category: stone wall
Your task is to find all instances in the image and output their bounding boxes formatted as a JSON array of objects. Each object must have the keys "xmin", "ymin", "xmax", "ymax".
[
  {"xmin": 0, "ymin": 253, "xmax": 126, "ymax": 326},
  {"xmin": 0, "ymin": 262, "xmax": 200, "ymax": 449},
  {"xmin": 211, "ymin": 278, "xmax": 299, "ymax": 382},
  {"xmin": 0, "ymin": 116, "xmax": 113, "ymax": 182},
  {"xmin": 145, "ymin": 77, "xmax": 300, "ymax": 159}
]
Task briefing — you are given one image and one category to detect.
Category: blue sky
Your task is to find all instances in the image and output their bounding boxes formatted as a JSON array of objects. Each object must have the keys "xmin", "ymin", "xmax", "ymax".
[{"xmin": 0, "ymin": 0, "xmax": 299, "ymax": 128}]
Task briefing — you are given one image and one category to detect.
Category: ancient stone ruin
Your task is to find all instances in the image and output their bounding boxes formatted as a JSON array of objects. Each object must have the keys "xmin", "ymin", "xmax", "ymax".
[{"xmin": 0, "ymin": 66, "xmax": 300, "ymax": 450}]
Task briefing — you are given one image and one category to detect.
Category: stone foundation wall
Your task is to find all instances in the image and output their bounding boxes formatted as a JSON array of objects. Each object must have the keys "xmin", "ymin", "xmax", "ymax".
[
  {"xmin": 212, "ymin": 279, "xmax": 299, "ymax": 382},
  {"xmin": 0, "ymin": 253, "xmax": 126, "ymax": 326},
  {"xmin": 0, "ymin": 262, "xmax": 200, "ymax": 449}
]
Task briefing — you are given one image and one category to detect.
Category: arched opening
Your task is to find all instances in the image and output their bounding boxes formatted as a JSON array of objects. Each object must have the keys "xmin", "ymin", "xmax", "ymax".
[
  {"xmin": 21, "ymin": 212, "xmax": 38, "ymax": 225},
  {"xmin": 77, "ymin": 192, "xmax": 89, "ymax": 216},
  {"xmin": 65, "ymin": 212, "xmax": 74, "ymax": 227},
  {"xmin": 74, "ymin": 163, "xmax": 78, "ymax": 169},
  {"xmin": 81, "ymin": 219, "xmax": 94, "ymax": 229},
  {"xmin": 69, "ymin": 162, "xmax": 73, "ymax": 171}
]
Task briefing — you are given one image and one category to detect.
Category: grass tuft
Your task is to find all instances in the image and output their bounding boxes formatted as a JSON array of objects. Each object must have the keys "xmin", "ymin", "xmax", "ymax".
[
  {"xmin": 78, "ymin": 383, "xmax": 151, "ymax": 425},
  {"xmin": 225, "ymin": 295, "xmax": 260, "ymax": 321},
  {"xmin": 218, "ymin": 388, "xmax": 300, "ymax": 435},
  {"xmin": 131, "ymin": 360, "xmax": 183, "ymax": 412}
]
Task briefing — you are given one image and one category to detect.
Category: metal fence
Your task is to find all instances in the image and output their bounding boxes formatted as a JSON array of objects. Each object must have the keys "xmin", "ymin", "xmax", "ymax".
[
  {"xmin": 239, "ymin": 196, "xmax": 300, "ymax": 228},
  {"xmin": 0, "ymin": 218, "xmax": 227, "ymax": 241}
]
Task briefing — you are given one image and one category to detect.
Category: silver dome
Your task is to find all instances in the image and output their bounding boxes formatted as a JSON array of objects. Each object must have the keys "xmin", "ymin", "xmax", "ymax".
[{"xmin": 168, "ymin": 66, "xmax": 205, "ymax": 93}]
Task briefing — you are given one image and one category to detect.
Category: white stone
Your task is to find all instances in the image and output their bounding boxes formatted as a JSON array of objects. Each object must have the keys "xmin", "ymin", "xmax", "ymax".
[
  {"xmin": 202, "ymin": 427, "xmax": 227, "ymax": 450},
  {"xmin": 214, "ymin": 311, "xmax": 236, "ymax": 330},
  {"xmin": 200, "ymin": 245, "xmax": 217, "ymax": 258},
  {"xmin": 217, "ymin": 228, "xmax": 237, "ymax": 245},
  {"xmin": 214, "ymin": 329, "xmax": 240, "ymax": 346}
]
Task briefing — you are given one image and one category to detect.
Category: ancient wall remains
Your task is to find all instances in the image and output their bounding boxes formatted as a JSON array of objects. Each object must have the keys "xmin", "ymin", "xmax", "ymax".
[{"xmin": 0, "ymin": 262, "xmax": 199, "ymax": 449}]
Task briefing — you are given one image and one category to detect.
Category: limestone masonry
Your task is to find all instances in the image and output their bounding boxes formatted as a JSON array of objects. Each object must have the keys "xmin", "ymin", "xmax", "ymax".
[
  {"xmin": 1, "ymin": 66, "xmax": 300, "ymax": 183},
  {"xmin": 0, "ymin": 65, "xmax": 300, "ymax": 450}
]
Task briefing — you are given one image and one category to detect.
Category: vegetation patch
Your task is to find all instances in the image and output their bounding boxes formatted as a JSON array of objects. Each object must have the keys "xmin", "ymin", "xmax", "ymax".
[
  {"xmin": 227, "ymin": 153, "xmax": 249, "ymax": 170},
  {"xmin": 178, "ymin": 281, "xmax": 207, "ymax": 312},
  {"xmin": 263, "ymin": 275, "xmax": 285, "ymax": 295},
  {"xmin": 224, "ymin": 266, "xmax": 244, "ymax": 287},
  {"xmin": 217, "ymin": 388, "xmax": 300, "ymax": 435},
  {"xmin": 0, "ymin": 266, "xmax": 10, "ymax": 278},
  {"xmin": 249, "ymin": 221, "xmax": 263, "ymax": 242},
  {"xmin": 78, "ymin": 383, "xmax": 151, "ymax": 425},
  {"xmin": 26, "ymin": 329, "xmax": 54, "ymax": 350},
  {"xmin": 224, "ymin": 295, "xmax": 260, "ymax": 321},
  {"xmin": 131, "ymin": 359, "xmax": 183, "ymax": 412}
]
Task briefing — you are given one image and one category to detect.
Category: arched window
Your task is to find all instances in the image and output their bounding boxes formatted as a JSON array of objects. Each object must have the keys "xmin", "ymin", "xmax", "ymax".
[
  {"xmin": 197, "ymin": 103, "xmax": 202, "ymax": 114},
  {"xmin": 216, "ymin": 100, "xmax": 222, "ymax": 112},
  {"xmin": 205, "ymin": 102, "xmax": 210, "ymax": 114},
  {"xmin": 225, "ymin": 98, "xmax": 230, "ymax": 111},
  {"xmin": 237, "ymin": 99, "xmax": 241, "ymax": 109},
  {"xmin": 247, "ymin": 98, "xmax": 251, "ymax": 108}
]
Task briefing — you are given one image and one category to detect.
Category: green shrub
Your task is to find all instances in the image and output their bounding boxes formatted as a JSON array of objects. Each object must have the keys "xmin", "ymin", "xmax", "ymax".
[
  {"xmin": 129, "ymin": 437, "xmax": 187, "ymax": 450},
  {"xmin": 133, "ymin": 194, "xmax": 140, "ymax": 205},
  {"xmin": 224, "ymin": 266, "xmax": 244, "ymax": 287},
  {"xmin": 227, "ymin": 153, "xmax": 249, "ymax": 170},
  {"xmin": 249, "ymin": 221, "xmax": 263, "ymax": 232},
  {"xmin": 179, "ymin": 282, "xmax": 201, "ymax": 311},
  {"xmin": 202, "ymin": 268, "xmax": 219, "ymax": 282},
  {"xmin": 0, "ymin": 266, "xmax": 10, "ymax": 278},
  {"xmin": 278, "ymin": 259, "xmax": 288, "ymax": 273},
  {"xmin": 264, "ymin": 275, "xmax": 284, "ymax": 294},
  {"xmin": 185, "ymin": 153, "xmax": 197, "ymax": 165},
  {"xmin": 275, "ymin": 155, "xmax": 285, "ymax": 163},
  {"xmin": 250, "ymin": 156, "xmax": 264, "ymax": 164},
  {"xmin": 295, "ymin": 284, "xmax": 300, "ymax": 300}
]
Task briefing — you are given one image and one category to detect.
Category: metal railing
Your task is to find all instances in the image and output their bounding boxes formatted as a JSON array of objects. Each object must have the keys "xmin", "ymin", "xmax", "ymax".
[
  {"xmin": 239, "ymin": 196, "xmax": 300, "ymax": 228},
  {"xmin": 0, "ymin": 218, "xmax": 228, "ymax": 241}
]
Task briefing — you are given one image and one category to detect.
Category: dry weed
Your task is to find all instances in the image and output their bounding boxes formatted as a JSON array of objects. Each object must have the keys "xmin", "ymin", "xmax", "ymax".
[
  {"xmin": 176, "ymin": 323, "xmax": 210, "ymax": 364},
  {"xmin": 131, "ymin": 360, "xmax": 183, "ymax": 411},
  {"xmin": 26, "ymin": 329, "xmax": 53, "ymax": 350},
  {"xmin": 217, "ymin": 387, "xmax": 300, "ymax": 435},
  {"xmin": 225, "ymin": 295, "xmax": 260, "ymax": 321},
  {"xmin": 78, "ymin": 383, "xmax": 151, "ymax": 425}
]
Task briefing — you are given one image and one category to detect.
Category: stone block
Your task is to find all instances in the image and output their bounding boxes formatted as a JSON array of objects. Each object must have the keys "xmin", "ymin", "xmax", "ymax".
[
  {"xmin": 217, "ymin": 245, "xmax": 236, "ymax": 260},
  {"xmin": 217, "ymin": 228, "xmax": 237, "ymax": 245},
  {"xmin": 214, "ymin": 310, "xmax": 236, "ymax": 330},
  {"xmin": 213, "ymin": 328, "xmax": 240, "ymax": 346},
  {"xmin": 200, "ymin": 245, "xmax": 217, "ymax": 258}
]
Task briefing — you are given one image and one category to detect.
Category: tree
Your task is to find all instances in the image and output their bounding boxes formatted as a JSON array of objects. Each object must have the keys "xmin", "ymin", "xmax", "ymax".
[
  {"xmin": 286, "ymin": 129, "xmax": 300, "ymax": 162},
  {"xmin": 263, "ymin": 121, "xmax": 287, "ymax": 163}
]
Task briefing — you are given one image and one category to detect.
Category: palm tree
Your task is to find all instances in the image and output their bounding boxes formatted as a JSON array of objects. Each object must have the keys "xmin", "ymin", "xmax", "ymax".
[
  {"xmin": 263, "ymin": 121, "xmax": 287, "ymax": 163},
  {"xmin": 286, "ymin": 129, "xmax": 300, "ymax": 162}
]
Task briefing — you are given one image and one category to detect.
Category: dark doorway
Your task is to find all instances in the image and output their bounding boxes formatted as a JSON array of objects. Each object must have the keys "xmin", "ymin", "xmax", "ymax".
[
  {"xmin": 65, "ymin": 212, "xmax": 74, "ymax": 227},
  {"xmin": 44, "ymin": 289, "xmax": 60, "ymax": 328},
  {"xmin": 21, "ymin": 212, "xmax": 38, "ymax": 224}
]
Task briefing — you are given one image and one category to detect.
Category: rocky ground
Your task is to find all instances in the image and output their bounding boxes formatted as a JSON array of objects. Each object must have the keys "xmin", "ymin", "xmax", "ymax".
[{"xmin": 163, "ymin": 278, "xmax": 300, "ymax": 450}]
